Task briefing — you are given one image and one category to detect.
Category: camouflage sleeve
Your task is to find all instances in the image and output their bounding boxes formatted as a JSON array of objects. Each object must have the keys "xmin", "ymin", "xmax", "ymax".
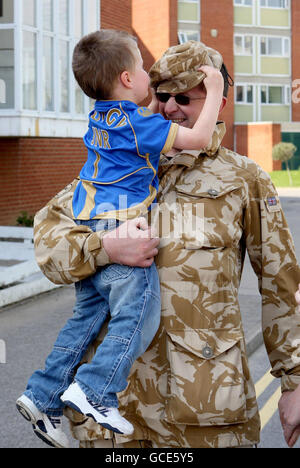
[
  {"xmin": 34, "ymin": 179, "xmax": 110, "ymax": 285},
  {"xmin": 244, "ymin": 166, "xmax": 300, "ymax": 392}
]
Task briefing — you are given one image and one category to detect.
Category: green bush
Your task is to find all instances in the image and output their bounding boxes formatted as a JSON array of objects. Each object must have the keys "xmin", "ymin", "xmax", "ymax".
[{"xmin": 16, "ymin": 211, "xmax": 34, "ymax": 227}]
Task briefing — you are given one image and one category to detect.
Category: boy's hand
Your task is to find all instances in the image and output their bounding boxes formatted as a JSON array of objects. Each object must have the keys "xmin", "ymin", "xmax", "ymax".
[
  {"xmin": 103, "ymin": 218, "xmax": 159, "ymax": 268},
  {"xmin": 198, "ymin": 65, "xmax": 224, "ymax": 94},
  {"xmin": 295, "ymin": 284, "xmax": 300, "ymax": 305}
]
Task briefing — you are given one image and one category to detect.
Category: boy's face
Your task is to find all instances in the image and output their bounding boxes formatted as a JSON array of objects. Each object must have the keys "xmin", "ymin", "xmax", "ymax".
[{"xmin": 131, "ymin": 46, "xmax": 150, "ymax": 104}]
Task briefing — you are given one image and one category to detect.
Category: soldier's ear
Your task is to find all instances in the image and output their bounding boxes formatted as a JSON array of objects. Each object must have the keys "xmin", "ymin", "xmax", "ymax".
[{"xmin": 219, "ymin": 97, "xmax": 227, "ymax": 115}]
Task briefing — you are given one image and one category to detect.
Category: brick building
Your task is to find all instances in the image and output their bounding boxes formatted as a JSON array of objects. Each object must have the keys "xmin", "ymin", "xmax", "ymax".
[{"xmin": 0, "ymin": 0, "xmax": 299, "ymax": 225}]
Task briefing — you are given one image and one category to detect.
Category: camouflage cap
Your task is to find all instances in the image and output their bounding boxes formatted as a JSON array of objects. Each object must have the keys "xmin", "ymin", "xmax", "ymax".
[{"xmin": 149, "ymin": 40, "xmax": 223, "ymax": 94}]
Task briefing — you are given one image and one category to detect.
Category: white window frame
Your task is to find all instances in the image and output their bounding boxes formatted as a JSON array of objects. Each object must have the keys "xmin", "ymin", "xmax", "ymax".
[
  {"xmin": 260, "ymin": 0, "xmax": 290, "ymax": 9},
  {"xmin": 234, "ymin": 34, "xmax": 254, "ymax": 55},
  {"xmin": 178, "ymin": 0, "xmax": 200, "ymax": 24},
  {"xmin": 260, "ymin": 84, "xmax": 290, "ymax": 105},
  {"xmin": 234, "ymin": 0, "xmax": 253, "ymax": 6},
  {"xmin": 235, "ymin": 83, "xmax": 254, "ymax": 104},
  {"xmin": 260, "ymin": 35, "xmax": 290, "ymax": 57},
  {"xmin": 0, "ymin": 0, "xmax": 100, "ymax": 119},
  {"xmin": 178, "ymin": 30, "xmax": 200, "ymax": 43},
  {"xmin": 234, "ymin": 82, "xmax": 256, "ymax": 123}
]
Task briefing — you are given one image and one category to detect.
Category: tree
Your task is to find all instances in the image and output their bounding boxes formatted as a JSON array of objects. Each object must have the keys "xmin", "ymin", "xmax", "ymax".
[{"xmin": 272, "ymin": 142, "xmax": 297, "ymax": 186}]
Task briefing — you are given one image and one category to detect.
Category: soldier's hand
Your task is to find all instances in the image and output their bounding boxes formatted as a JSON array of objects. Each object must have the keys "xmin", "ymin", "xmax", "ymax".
[
  {"xmin": 278, "ymin": 385, "xmax": 300, "ymax": 447},
  {"xmin": 102, "ymin": 218, "xmax": 159, "ymax": 268}
]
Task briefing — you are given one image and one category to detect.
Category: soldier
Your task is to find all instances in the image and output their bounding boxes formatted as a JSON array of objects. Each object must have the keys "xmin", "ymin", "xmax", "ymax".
[{"xmin": 34, "ymin": 41, "xmax": 300, "ymax": 448}]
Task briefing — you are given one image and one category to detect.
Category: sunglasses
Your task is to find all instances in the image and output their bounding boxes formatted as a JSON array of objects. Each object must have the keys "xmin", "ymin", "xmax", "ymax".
[{"xmin": 156, "ymin": 92, "xmax": 205, "ymax": 106}]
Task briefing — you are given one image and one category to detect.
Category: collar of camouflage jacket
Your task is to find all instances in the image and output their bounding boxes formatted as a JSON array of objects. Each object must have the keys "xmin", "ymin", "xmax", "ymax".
[{"xmin": 163, "ymin": 121, "xmax": 226, "ymax": 167}]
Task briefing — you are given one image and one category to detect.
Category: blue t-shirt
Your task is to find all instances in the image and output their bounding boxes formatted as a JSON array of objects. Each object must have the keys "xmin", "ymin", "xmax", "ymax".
[{"xmin": 72, "ymin": 100, "xmax": 178, "ymax": 220}]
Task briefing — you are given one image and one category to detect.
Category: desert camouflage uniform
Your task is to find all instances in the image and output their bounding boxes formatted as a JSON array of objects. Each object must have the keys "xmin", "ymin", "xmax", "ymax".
[
  {"xmin": 35, "ymin": 122, "xmax": 300, "ymax": 448},
  {"xmin": 33, "ymin": 42, "xmax": 300, "ymax": 448}
]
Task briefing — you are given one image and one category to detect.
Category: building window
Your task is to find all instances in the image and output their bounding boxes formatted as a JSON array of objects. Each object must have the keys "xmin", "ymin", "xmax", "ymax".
[
  {"xmin": 235, "ymin": 84, "xmax": 253, "ymax": 103},
  {"xmin": 23, "ymin": 31, "xmax": 37, "ymax": 110},
  {"xmin": 0, "ymin": 1, "xmax": 3, "ymax": 17},
  {"xmin": 234, "ymin": 35, "xmax": 253, "ymax": 55},
  {"xmin": 260, "ymin": 0, "xmax": 289, "ymax": 8},
  {"xmin": 178, "ymin": 0, "xmax": 200, "ymax": 23},
  {"xmin": 234, "ymin": 0, "xmax": 253, "ymax": 5},
  {"xmin": 0, "ymin": 28, "xmax": 14, "ymax": 109},
  {"xmin": 261, "ymin": 85, "xmax": 290, "ymax": 104},
  {"xmin": 0, "ymin": 0, "xmax": 99, "ymax": 116},
  {"xmin": 260, "ymin": 36, "xmax": 290, "ymax": 56},
  {"xmin": 178, "ymin": 31, "xmax": 200, "ymax": 43},
  {"xmin": 178, "ymin": 0, "xmax": 200, "ymax": 47}
]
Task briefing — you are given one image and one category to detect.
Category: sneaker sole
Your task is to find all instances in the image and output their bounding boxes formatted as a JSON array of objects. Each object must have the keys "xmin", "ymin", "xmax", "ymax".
[
  {"xmin": 62, "ymin": 399, "xmax": 124, "ymax": 434},
  {"xmin": 16, "ymin": 400, "xmax": 66, "ymax": 449}
]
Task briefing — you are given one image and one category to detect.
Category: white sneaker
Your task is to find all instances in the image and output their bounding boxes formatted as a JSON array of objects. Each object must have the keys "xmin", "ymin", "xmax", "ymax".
[
  {"xmin": 16, "ymin": 394, "xmax": 70, "ymax": 448},
  {"xmin": 61, "ymin": 382, "xmax": 134, "ymax": 435}
]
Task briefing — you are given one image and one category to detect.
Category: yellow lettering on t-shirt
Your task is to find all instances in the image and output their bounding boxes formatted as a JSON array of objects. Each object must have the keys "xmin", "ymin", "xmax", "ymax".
[
  {"xmin": 102, "ymin": 130, "xmax": 111, "ymax": 149},
  {"xmin": 115, "ymin": 116, "xmax": 127, "ymax": 128},
  {"xmin": 91, "ymin": 127, "xmax": 102, "ymax": 147},
  {"xmin": 107, "ymin": 108, "xmax": 121, "ymax": 126},
  {"xmin": 91, "ymin": 111, "xmax": 100, "ymax": 122},
  {"xmin": 91, "ymin": 126, "xmax": 110, "ymax": 149}
]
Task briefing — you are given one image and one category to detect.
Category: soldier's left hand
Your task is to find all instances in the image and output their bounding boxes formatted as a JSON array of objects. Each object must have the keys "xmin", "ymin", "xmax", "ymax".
[{"xmin": 278, "ymin": 385, "xmax": 300, "ymax": 447}]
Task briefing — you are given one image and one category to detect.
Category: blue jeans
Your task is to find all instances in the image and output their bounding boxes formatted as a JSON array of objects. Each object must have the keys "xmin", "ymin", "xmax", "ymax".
[{"xmin": 24, "ymin": 219, "xmax": 161, "ymax": 416}]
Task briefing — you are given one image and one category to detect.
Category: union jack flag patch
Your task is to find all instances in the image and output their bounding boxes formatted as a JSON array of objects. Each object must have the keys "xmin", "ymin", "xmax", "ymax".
[
  {"xmin": 265, "ymin": 195, "xmax": 280, "ymax": 213},
  {"xmin": 267, "ymin": 196, "xmax": 277, "ymax": 206}
]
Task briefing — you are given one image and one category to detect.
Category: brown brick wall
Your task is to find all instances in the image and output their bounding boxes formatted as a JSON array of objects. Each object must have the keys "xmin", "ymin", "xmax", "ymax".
[
  {"xmin": 235, "ymin": 123, "xmax": 282, "ymax": 173},
  {"xmin": 132, "ymin": 0, "xmax": 178, "ymax": 72},
  {"xmin": 201, "ymin": 0, "xmax": 235, "ymax": 150},
  {"xmin": 101, "ymin": 0, "xmax": 132, "ymax": 33},
  {"xmin": 0, "ymin": 138, "xmax": 85, "ymax": 226}
]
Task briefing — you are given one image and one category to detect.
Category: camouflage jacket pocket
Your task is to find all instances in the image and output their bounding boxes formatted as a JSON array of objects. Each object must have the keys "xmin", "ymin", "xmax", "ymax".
[
  {"xmin": 174, "ymin": 185, "xmax": 243, "ymax": 250},
  {"xmin": 165, "ymin": 328, "xmax": 247, "ymax": 426}
]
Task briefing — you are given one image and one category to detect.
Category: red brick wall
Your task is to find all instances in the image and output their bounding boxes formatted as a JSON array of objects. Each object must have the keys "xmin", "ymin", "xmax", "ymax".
[
  {"xmin": 132, "ymin": 0, "xmax": 178, "ymax": 71},
  {"xmin": 291, "ymin": 0, "xmax": 300, "ymax": 122},
  {"xmin": 101, "ymin": 0, "xmax": 132, "ymax": 33},
  {"xmin": 0, "ymin": 138, "xmax": 85, "ymax": 226},
  {"xmin": 201, "ymin": 0, "xmax": 234, "ymax": 150},
  {"xmin": 235, "ymin": 123, "xmax": 282, "ymax": 173}
]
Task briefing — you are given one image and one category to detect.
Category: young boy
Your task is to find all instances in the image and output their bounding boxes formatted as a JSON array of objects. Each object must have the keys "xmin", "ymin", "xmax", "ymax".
[{"xmin": 16, "ymin": 30, "xmax": 224, "ymax": 448}]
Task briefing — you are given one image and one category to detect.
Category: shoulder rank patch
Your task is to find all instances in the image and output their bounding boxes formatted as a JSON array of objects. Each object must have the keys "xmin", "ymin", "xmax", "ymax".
[{"xmin": 265, "ymin": 195, "xmax": 281, "ymax": 213}]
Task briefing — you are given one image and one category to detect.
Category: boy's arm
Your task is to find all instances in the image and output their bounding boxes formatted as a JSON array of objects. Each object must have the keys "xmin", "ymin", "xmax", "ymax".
[{"xmin": 173, "ymin": 65, "xmax": 224, "ymax": 150}]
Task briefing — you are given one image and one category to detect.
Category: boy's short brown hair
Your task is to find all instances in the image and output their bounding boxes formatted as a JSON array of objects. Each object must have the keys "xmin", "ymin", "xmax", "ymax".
[{"xmin": 72, "ymin": 29, "xmax": 137, "ymax": 100}]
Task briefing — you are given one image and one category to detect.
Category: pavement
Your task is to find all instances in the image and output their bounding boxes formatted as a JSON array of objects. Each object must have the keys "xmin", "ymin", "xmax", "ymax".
[{"xmin": 0, "ymin": 187, "xmax": 300, "ymax": 358}]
